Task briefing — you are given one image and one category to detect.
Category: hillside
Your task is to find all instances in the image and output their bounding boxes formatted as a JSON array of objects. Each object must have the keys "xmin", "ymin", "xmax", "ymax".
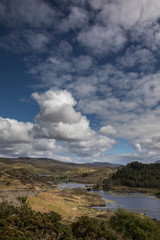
[
  {"xmin": 0, "ymin": 158, "xmax": 160, "ymax": 240},
  {"xmin": 103, "ymin": 161, "xmax": 160, "ymax": 189},
  {"xmin": 0, "ymin": 157, "xmax": 116, "ymax": 189},
  {"xmin": 0, "ymin": 168, "xmax": 52, "ymax": 189},
  {"xmin": 85, "ymin": 161, "xmax": 122, "ymax": 168}
]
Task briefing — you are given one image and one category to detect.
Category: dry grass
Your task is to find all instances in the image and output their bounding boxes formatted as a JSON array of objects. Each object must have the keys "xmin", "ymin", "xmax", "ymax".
[
  {"xmin": 64, "ymin": 166, "xmax": 116, "ymax": 184},
  {"xmin": 0, "ymin": 158, "xmax": 116, "ymax": 188},
  {"xmin": 29, "ymin": 189, "xmax": 107, "ymax": 222}
]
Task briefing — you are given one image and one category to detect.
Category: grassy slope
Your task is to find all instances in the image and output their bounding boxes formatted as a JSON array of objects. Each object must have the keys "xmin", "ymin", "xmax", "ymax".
[
  {"xmin": 29, "ymin": 188, "xmax": 110, "ymax": 222},
  {"xmin": 0, "ymin": 160, "xmax": 52, "ymax": 189},
  {"xmin": 0, "ymin": 157, "xmax": 116, "ymax": 189},
  {"xmin": 0, "ymin": 157, "xmax": 115, "ymax": 223}
]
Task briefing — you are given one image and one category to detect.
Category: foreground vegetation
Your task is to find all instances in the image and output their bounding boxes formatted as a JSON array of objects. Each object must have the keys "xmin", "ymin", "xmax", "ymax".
[
  {"xmin": 109, "ymin": 208, "xmax": 160, "ymax": 240},
  {"xmin": 0, "ymin": 199, "xmax": 160, "ymax": 240}
]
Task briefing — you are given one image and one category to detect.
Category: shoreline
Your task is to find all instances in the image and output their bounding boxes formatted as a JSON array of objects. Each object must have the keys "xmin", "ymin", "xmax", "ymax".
[{"xmin": 105, "ymin": 186, "xmax": 160, "ymax": 198}]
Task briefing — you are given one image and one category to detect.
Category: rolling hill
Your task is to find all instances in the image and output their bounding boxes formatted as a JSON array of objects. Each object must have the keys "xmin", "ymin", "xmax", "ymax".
[{"xmin": 0, "ymin": 157, "xmax": 116, "ymax": 189}]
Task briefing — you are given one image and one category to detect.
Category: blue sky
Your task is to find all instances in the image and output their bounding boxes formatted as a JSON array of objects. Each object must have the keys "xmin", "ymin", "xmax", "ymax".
[{"xmin": 0, "ymin": 0, "xmax": 160, "ymax": 164}]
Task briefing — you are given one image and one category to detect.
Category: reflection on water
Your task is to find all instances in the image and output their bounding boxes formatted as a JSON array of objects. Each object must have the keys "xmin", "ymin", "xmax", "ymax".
[{"xmin": 58, "ymin": 182, "xmax": 160, "ymax": 220}]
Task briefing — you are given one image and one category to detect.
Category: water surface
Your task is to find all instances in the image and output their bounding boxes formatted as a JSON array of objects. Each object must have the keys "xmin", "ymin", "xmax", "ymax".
[
  {"xmin": 58, "ymin": 182, "xmax": 160, "ymax": 220},
  {"xmin": 58, "ymin": 182, "xmax": 90, "ymax": 189},
  {"xmin": 93, "ymin": 190, "xmax": 160, "ymax": 220}
]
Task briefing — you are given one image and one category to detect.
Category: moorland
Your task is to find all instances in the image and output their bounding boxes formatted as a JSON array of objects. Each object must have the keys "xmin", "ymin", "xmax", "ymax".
[{"xmin": 0, "ymin": 157, "xmax": 160, "ymax": 240}]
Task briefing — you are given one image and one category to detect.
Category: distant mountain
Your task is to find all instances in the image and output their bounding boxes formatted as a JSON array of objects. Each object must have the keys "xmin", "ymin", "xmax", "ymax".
[
  {"xmin": 17, "ymin": 157, "xmax": 79, "ymax": 166},
  {"xmin": 3, "ymin": 157, "xmax": 122, "ymax": 167},
  {"xmin": 85, "ymin": 161, "xmax": 122, "ymax": 168}
]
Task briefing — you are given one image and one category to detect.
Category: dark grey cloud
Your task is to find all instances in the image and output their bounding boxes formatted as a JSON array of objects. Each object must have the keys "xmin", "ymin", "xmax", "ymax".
[
  {"xmin": 77, "ymin": 25, "xmax": 126, "ymax": 55},
  {"xmin": 116, "ymin": 46, "xmax": 156, "ymax": 72},
  {"xmin": 59, "ymin": 6, "xmax": 88, "ymax": 32},
  {"xmin": 1, "ymin": 0, "xmax": 56, "ymax": 28},
  {"xmin": 0, "ymin": 30, "xmax": 51, "ymax": 54}
]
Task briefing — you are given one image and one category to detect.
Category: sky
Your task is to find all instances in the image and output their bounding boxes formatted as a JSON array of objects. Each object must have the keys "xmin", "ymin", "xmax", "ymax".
[{"xmin": 0, "ymin": 0, "xmax": 160, "ymax": 164}]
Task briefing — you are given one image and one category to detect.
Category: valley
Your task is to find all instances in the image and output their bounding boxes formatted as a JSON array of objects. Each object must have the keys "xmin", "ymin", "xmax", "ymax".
[{"xmin": 0, "ymin": 157, "xmax": 160, "ymax": 239}]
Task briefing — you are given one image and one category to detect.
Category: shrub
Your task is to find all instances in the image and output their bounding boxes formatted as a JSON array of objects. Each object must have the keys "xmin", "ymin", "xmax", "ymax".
[
  {"xmin": 109, "ymin": 208, "xmax": 160, "ymax": 240},
  {"xmin": 72, "ymin": 215, "xmax": 116, "ymax": 240},
  {"xmin": 0, "ymin": 201, "xmax": 74, "ymax": 240},
  {"xmin": 17, "ymin": 196, "xmax": 28, "ymax": 205}
]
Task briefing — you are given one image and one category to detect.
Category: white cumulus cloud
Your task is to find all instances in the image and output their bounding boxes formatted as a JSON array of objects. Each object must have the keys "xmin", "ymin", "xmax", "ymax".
[
  {"xmin": 99, "ymin": 126, "xmax": 117, "ymax": 135},
  {"xmin": 0, "ymin": 117, "xmax": 33, "ymax": 144},
  {"xmin": 31, "ymin": 89, "xmax": 93, "ymax": 141}
]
